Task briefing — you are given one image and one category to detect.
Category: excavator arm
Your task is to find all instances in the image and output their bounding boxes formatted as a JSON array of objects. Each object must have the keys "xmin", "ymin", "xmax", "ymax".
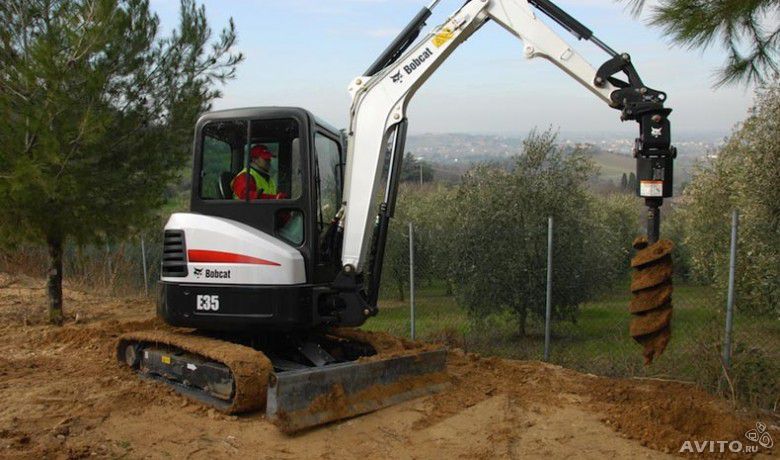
[{"xmin": 334, "ymin": 0, "xmax": 676, "ymax": 322}]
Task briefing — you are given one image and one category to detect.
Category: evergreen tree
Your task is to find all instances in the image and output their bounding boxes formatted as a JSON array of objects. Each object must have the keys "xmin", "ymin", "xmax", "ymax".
[
  {"xmin": 620, "ymin": 172, "xmax": 629, "ymax": 190},
  {"xmin": 623, "ymin": 0, "xmax": 779, "ymax": 86},
  {"xmin": 0, "ymin": 0, "xmax": 242, "ymax": 324}
]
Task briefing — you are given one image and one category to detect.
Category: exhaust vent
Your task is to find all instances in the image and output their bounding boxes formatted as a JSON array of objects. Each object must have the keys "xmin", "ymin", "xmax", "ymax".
[{"xmin": 162, "ymin": 230, "xmax": 188, "ymax": 277}]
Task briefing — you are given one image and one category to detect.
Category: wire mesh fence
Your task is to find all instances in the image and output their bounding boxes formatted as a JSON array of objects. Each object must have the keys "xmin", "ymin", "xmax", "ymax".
[
  {"xmin": 378, "ymin": 213, "xmax": 779, "ymax": 411},
  {"xmin": 0, "ymin": 225, "xmax": 164, "ymax": 297},
  {"xmin": 0, "ymin": 209, "xmax": 776, "ymax": 410}
]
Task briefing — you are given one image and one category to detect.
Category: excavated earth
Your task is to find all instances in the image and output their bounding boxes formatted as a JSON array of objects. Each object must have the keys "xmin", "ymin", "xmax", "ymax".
[{"xmin": 0, "ymin": 273, "xmax": 777, "ymax": 459}]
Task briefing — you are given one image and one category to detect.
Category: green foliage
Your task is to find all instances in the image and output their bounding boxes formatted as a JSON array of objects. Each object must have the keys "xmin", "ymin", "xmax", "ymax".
[
  {"xmin": 661, "ymin": 206, "xmax": 695, "ymax": 281},
  {"xmin": 380, "ymin": 185, "xmax": 442, "ymax": 300},
  {"xmin": 729, "ymin": 341, "xmax": 780, "ymax": 409},
  {"xmin": 679, "ymin": 81, "xmax": 780, "ymax": 316},
  {"xmin": 627, "ymin": 172, "xmax": 637, "ymax": 191},
  {"xmin": 0, "ymin": 0, "xmax": 242, "ymax": 319},
  {"xmin": 446, "ymin": 129, "xmax": 637, "ymax": 334},
  {"xmin": 623, "ymin": 0, "xmax": 780, "ymax": 86},
  {"xmin": 400, "ymin": 152, "xmax": 434, "ymax": 183},
  {"xmin": 0, "ymin": 0, "xmax": 241, "ymax": 244}
]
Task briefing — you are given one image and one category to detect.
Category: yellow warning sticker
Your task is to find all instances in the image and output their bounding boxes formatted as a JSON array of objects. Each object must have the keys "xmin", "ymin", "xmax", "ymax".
[
  {"xmin": 432, "ymin": 28, "xmax": 454, "ymax": 48},
  {"xmin": 161, "ymin": 355, "xmax": 171, "ymax": 365}
]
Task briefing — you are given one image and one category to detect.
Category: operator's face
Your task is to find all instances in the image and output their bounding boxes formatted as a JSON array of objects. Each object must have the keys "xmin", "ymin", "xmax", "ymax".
[{"xmin": 252, "ymin": 156, "xmax": 269, "ymax": 170}]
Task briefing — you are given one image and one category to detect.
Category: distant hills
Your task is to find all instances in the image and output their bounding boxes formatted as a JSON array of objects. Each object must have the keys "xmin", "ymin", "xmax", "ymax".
[{"xmin": 406, "ymin": 133, "xmax": 712, "ymax": 185}]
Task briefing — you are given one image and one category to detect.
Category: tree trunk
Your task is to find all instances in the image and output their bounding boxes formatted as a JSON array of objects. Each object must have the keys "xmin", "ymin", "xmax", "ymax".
[
  {"xmin": 46, "ymin": 235, "xmax": 64, "ymax": 325},
  {"xmin": 517, "ymin": 308, "xmax": 527, "ymax": 337}
]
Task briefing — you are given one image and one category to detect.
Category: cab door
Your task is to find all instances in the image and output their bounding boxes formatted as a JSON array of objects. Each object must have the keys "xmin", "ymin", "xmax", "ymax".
[{"xmin": 312, "ymin": 129, "xmax": 344, "ymax": 280}]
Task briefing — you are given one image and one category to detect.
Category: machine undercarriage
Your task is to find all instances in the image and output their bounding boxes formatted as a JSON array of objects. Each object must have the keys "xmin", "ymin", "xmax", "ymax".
[{"xmin": 117, "ymin": 328, "xmax": 447, "ymax": 432}]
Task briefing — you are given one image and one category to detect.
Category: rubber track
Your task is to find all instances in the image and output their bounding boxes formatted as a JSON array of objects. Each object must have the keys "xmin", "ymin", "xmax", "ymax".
[
  {"xmin": 630, "ymin": 237, "xmax": 674, "ymax": 365},
  {"xmin": 117, "ymin": 330, "xmax": 273, "ymax": 414}
]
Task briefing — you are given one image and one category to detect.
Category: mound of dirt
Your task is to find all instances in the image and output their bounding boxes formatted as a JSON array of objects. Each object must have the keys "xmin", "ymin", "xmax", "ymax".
[{"xmin": 0, "ymin": 273, "xmax": 776, "ymax": 459}]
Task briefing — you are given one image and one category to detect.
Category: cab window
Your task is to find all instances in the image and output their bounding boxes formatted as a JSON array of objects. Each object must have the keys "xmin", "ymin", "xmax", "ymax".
[
  {"xmin": 247, "ymin": 119, "xmax": 302, "ymax": 201},
  {"xmin": 315, "ymin": 132, "xmax": 342, "ymax": 229},
  {"xmin": 199, "ymin": 118, "xmax": 302, "ymax": 201},
  {"xmin": 200, "ymin": 121, "xmax": 246, "ymax": 200}
]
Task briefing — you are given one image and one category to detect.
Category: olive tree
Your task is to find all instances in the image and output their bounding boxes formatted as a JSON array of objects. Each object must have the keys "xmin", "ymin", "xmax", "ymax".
[
  {"xmin": 380, "ymin": 185, "xmax": 436, "ymax": 301},
  {"xmin": 680, "ymin": 81, "xmax": 780, "ymax": 316},
  {"xmin": 450, "ymin": 130, "xmax": 625, "ymax": 335}
]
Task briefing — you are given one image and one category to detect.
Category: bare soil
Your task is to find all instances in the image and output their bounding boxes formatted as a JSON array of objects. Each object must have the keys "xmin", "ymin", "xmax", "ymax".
[{"xmin": 0, "ymin": 273, "xmax": 777, "ymax": 459}]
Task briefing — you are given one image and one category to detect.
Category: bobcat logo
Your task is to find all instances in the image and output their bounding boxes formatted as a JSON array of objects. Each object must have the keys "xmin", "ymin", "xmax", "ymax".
[
  {"xmin": 746, "ymin": 422, "xmax": 774, "ymax": 449},
  {"xmin": 391, "ymin": 71, "xmax": 403, "ymax": 84},
  {"xmin": 193, "ymin": 268, "xmax": 204, "ymax": 278},
  {"xmin": 651, "ymin": 127, "xmax": 663, "ymax": 138}
]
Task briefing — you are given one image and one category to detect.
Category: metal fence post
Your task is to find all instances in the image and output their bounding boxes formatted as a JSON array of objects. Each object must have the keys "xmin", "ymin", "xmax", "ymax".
[
  {"xmin": 544, "ymin": 216, "xmax": 553, "ymax": 361},
  {"xmin": 722, "ymin": 210, "xmax": 739, "ymax": 369},
  {"xmin": 409, "ymin": 222, "xmax": 416, "ymax": 340},
  {"xmin": 140, "ymin": 236, "xmax": 149, "ymax": 296}
]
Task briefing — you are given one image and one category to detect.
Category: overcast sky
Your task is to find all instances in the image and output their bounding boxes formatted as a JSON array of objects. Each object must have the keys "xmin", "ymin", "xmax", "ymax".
[{"xmin": 151, "ymin": 0, "xmax": 758, "ymax": 137}]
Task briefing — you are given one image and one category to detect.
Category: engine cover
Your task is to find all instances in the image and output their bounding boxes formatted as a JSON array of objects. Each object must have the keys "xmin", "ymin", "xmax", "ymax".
[{"xmin": 161, "ymin": 213, "xmax": 306, "ymax": 286}]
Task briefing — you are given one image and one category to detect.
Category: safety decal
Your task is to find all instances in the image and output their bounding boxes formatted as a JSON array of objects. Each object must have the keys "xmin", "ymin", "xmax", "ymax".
[
  {"xmin": 640, "ymin": 180, "xmax": 664, "ymax": 197},
  {"xmin": 432, "ymin": 28, "xmax": 454, "ymax": 48}
]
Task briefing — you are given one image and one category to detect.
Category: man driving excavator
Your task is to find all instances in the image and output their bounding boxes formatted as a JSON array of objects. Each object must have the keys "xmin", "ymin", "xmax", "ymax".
[{"xmin": 231, "ymin": 144, "xmax": 280, "ymax": 200}]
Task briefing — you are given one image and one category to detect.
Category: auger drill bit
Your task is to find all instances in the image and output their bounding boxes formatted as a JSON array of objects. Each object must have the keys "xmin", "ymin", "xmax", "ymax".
[{"xmin": 630, "ymin": 233, "xmax": 674, "ymax": 364}]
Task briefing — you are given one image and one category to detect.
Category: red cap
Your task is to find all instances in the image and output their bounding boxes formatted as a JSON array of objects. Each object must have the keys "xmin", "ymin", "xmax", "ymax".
[{"xmin": 250, "ymin": 145, "xmax": 273, "ymax": 161}]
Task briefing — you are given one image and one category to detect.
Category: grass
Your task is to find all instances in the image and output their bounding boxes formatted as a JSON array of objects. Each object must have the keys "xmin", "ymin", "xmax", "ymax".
[{"xmin": 366, "ymin": 280, "xmax": 780, "ymax": 409}]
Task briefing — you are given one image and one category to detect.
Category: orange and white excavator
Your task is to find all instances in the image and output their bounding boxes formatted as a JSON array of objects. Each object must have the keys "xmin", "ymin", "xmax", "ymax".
[{"xmin": 117, "ymin": 0, "xmax": 676, "ymax": 432}]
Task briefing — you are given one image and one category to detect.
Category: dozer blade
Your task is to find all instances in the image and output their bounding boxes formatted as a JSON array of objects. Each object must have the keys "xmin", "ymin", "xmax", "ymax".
[{"xmin": 267, "ymin": 349, "xmax": 448, "ymax": 433}]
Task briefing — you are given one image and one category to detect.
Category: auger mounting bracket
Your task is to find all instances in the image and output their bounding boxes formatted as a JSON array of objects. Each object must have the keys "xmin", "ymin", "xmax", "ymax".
[{"xmin": 596, "ymin": 53, "xmax": 676, "ymax": 243}]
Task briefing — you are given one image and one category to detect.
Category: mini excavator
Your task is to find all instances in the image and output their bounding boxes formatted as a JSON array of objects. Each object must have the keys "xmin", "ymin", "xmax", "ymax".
[{"xmin": 117, "ymin": 0, "xmax": 676, "ymax": 432}]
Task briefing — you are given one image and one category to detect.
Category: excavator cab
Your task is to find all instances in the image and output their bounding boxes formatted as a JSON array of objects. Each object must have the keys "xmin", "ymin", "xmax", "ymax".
[
  {"xmin": 157, "ymin": 107, "xmax": 352, "ymax": 332},
  {"xmin": 128, "ymin": 107, "xmax": 447, "ymax": 432},
  {"xmin": 192, "ymin": 107, "xmax": 343, "ymax": 268}
]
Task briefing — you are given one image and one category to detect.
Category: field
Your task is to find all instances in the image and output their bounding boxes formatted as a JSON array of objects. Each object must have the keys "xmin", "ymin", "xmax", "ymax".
[
  {"xmin": 0, "ymin": 273, "xmax": 777, "ymax": 459},
  {"xmin": 589, "ymin": 151, "xmax": 635, "ymax": 182}
]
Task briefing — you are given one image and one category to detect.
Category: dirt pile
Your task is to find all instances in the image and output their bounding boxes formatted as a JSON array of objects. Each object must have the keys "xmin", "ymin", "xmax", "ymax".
[{"xmin": 0, "ymin": 273, "xmax": 776, "ymax": 459}]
